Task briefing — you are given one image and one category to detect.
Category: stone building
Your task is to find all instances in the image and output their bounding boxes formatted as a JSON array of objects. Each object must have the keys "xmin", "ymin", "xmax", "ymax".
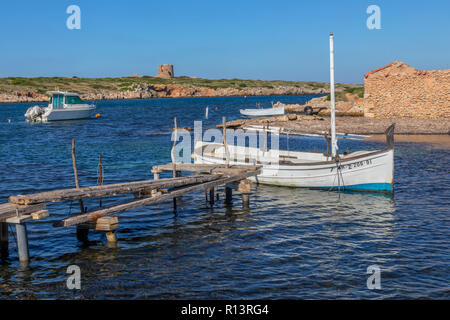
[
  {"xmin": 156, "ymin": 64, "xmax": 174, "ymax": 78},
  {"xmin": 363, "ymin": 61, "xmax": 450, "ymax": 119}
]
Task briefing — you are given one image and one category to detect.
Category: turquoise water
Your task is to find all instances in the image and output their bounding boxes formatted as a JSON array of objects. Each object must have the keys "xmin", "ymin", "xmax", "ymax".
[{"xmin": 0, "ymin": 95, "xmax": 449, "ymax": 299}]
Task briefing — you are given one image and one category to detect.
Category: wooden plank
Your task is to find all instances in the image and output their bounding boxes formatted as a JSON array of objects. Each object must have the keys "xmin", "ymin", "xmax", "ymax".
[
  {"xmin": 152, "ymin": 163, "xmax": 261, "ymax": 175},
  {"xmin": 57, "ymin": 170, "xmax": 260, "ymax": 227},
  {"xmin": 31, "ymin": 210, "xmax": 49, "ymax": 220},
  {"xmin": 87, "ymin": 216, "xmax": 118, "ymax": 231},
  {"xmin": 9, "ymin": 174, "xmax": 221, "ymax": 205},
  {"xmin": 0, "ymin": 203, "xmax": 46, "ymax": 221},
  {"xmin": 6, "ymin": 215, "xmax": 32, "ymax": 224}
]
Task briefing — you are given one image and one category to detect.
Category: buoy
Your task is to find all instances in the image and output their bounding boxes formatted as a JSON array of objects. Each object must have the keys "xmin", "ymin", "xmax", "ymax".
[
  {"xmin": 215, "ymin": 107, "xmax": 218, "ymax": 111},
  {"xmin": 8, "ymin": 119, "xmax": 11, "ymax": 123},
  {"xmin": 95, "ymin": 113, "xmax": 101, "ymax": 118}
]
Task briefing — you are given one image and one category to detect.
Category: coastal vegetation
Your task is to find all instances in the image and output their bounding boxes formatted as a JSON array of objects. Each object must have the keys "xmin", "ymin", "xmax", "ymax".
[
  {"xmin": 0, "ymin": 76, "xmax": 362, "ymax": 95},
  {"xmin": 326, "ymin": 86, "xmax": 365, "ymax": 101}
]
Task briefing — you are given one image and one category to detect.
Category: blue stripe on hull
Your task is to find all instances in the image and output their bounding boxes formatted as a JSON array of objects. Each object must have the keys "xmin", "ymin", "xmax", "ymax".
[{"xmin": 311, "ymin": 183, "xmax": 393, "ymax": 193}]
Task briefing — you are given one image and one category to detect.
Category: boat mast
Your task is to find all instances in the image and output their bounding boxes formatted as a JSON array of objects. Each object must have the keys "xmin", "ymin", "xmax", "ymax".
[{"xmin": 329, "ymin": 32, "xmax": 338, "ymax": 157}]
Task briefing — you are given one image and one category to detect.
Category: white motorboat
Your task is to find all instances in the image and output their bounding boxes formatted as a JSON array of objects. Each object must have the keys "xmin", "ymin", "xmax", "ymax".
[
  {"xmin": 240, "ymin": 105, "xmax": 285, "ymax": 117},
  {"xmin": 25, "ymin": 91, "xmax": 96, "ymax": 122},
  {"xmin": 194, "ymin": 33, "xmax": 395, "ymax": 193}
]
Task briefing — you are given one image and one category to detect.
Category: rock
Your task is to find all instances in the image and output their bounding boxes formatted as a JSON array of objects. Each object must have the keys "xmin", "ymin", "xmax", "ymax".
[{"xmin": 287, "ymin": 114, "xmax": 297, "ymax": 121}]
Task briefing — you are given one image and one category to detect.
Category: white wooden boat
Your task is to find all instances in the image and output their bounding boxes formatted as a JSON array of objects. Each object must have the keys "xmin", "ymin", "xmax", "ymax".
[
  {"xmin": 194, "ymin": 33, "xmax": 395, "ymax": 193},
  {"xmin": 240, "ymin": 105, "xmax": 285, "ymax": 117},
  {"xmin": 25, "ymin": 91, "xmax": 96, "ymax": 122},
  {"xmin": 194, "ymin": 125, "xmax": 394, "ymax": 193}
]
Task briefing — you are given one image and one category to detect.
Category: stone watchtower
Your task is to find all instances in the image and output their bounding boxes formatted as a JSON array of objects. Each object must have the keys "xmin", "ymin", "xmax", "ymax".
[{"xmin": 156, "ymin": 64, "xmax": 174, "ymax": 78}]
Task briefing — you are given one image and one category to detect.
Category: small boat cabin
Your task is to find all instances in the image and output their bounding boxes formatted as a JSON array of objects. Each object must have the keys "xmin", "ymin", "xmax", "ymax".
[{"xmin": 47, "ymin": 91, "xmax": 86, "ymax": 109}]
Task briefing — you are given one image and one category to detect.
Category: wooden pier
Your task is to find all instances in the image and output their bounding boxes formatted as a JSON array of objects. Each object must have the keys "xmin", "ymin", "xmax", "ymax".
[{"xmin": 0, "ymin": 163, "xmax": 261, "ymax": 265}]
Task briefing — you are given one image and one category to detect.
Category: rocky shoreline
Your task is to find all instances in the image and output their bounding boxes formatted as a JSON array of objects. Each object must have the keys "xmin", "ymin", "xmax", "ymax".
[
  {"xmin": 0, "ymin": 83, "xmax": 328, "ymax": 104},
  {"xmin": 221, "ymin": 114, "xmax": 450, "ymax": 135}
]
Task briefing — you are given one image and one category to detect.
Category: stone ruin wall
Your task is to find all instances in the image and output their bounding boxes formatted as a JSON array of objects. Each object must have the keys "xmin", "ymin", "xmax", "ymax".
[
  {"xmin": 156, "ymin": 64, "xmax": 174, "ymax": 78},
  {"xmin": 363, "ymin": 61, "xmax": 450, "ymax": 119}
]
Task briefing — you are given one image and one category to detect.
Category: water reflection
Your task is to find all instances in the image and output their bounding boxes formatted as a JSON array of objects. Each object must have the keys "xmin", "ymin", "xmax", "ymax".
[{"xmin": 0, "ymin": 97, "xmax": 448, "ymax": 299}]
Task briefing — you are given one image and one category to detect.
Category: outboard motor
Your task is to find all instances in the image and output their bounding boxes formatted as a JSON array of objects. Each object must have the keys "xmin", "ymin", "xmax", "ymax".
[{"xmin": 24, "ymin": 105, "xmax": 45, "ymax": 122}]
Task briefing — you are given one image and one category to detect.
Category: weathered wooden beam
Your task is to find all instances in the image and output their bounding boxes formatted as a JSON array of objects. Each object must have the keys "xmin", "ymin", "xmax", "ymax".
[
  {"xmin": 31, "ymin": 210, "xmax": 49, "ymax": 220},
  {"xmin": 9, "ymin": 175, "xmax": 221, "ymax": 205},
  {"xmin": 57, "ymin": 171, "xmax": 258, "ymax": 227},
  {"xmin": 0, "ymin": 203, "xmax": 46, "ymax": 221},
  {"xmin": 88, "ymin": 216, "xmax": 118, "ymax": 231},
  {"xmin": 152, "ymin": 163, "xmax": 261, "ymax": 175},
  {"xmin": 6, "ymin": 215, "xmax": 32, "ymax": 224}
]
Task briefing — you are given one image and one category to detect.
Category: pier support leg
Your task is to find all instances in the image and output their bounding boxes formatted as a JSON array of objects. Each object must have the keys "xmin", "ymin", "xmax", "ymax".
[
  {"xmin": 0, "ymin": 222, "xmax": 8, "ymax": 259},
  {"xmin": 106, "ymin": 231, "xmax": 117, "ymax": 244},
  {"xmin": 238, "ymin": 179, "xmax": 251, "ymax": 210},
  {"xmin": 76, "ymin": 225, "xmax": 89, "ymax": 243},
  {"xmin": 15, "ymin": 223, "xmax": 29, "ymax": 263},
  {"xmin": 209, "ymin": 188, "xmax": 215, "ymax": 205},
  {"xmin": 242, "ymin": 193, "xmax": 250, "ymax": 209},
  {"xmin": 225, "ymin": 185, "xmax": 233, "ymax": 205}
]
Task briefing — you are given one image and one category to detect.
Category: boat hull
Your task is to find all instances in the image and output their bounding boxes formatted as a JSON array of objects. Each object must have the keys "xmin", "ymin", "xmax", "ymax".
[
  {"xmin": 43, "ymin": 106, "xmax": 96, "ymax": 121},
  {"xmin": 240, "ymin": 106, "xmax": 285, "ymax": 117},
  {"xmin": 194, "ymin": 143, "xmax": 394, "ymax": 193}
]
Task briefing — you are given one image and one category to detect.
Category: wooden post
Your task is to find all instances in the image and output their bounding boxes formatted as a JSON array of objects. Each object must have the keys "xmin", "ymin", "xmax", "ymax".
[
  {"xmin": 72, "ymin": 139, "xmax": 88, "ymax": 242},
  {"xmin": 15, "ymin": 223, "xmax": 29, "ymax": 263},
  {"xmin": 223, "ymin": 116, "xmax": 230, "ymax": 168},
  {"xmin": 171, "ymin": 118, "xmax": 178, "ymax": 213},
  {"xmin": 238, "ymin": 179, "xmax": 251, "ymax": 209},
  {"xmin": 152, "ymin": 168, "xmax": 160, "ymax": 180},
  {"xmin": 225, "ymin": 185, "xmax": 233, "ymax": 205},
  {"xmin": 106, "ymin": 231, "xmax": 117, "ymax": 243},
  {"xmin": 76, "ymin": 224, "xmax": 89, "ymax": 242},
  {"xmin": 263, "ymin": 124, "xmax": 268, "ymax": 151},
  {"xmin": 97, "ymin": 154, "xmax": 103, "ymax": 207},
  {"xmin": 0, "ymin": 222, "xmax": 8, "ymax": 259},
  {"xmin": 171, "ymin": 117, "xmax": 178, "ymax": 178},
  {"xmin": 242, "ymin": 194, "xmax": 250, "ymax": 209},
  {"xmin": 325, "ymin": 131, "xmax": 331, "ymax": 156},
  {"xmin": 209, "ymin": 188, "xmax": 214, "ymax": 205}
]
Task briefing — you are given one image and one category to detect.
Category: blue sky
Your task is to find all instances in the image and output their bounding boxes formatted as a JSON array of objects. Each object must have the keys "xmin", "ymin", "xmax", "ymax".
[{"xmin": 0, "ymin": 0, "xmax": 448, "ymax": 83}]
